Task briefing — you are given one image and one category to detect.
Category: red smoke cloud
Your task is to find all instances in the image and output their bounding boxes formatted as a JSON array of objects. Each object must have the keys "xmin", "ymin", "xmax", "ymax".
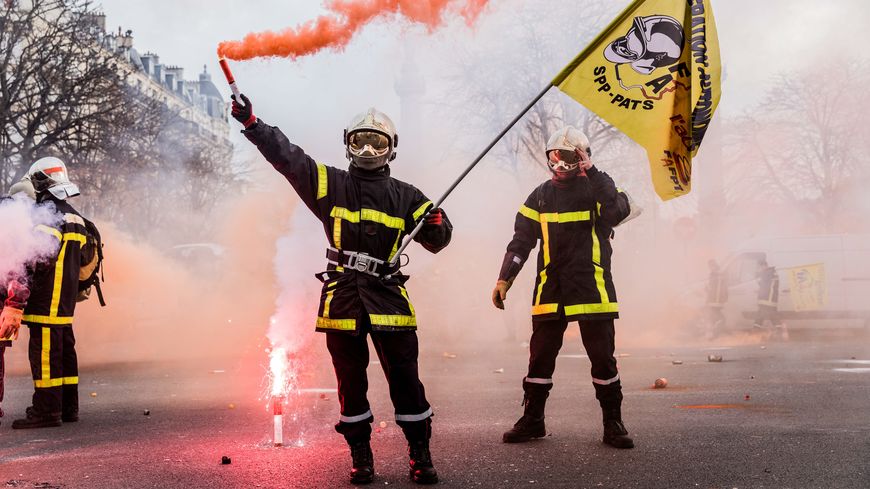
[{"xmin": 217, "ymin": 0, "xmax": 489, "ymax": 61}]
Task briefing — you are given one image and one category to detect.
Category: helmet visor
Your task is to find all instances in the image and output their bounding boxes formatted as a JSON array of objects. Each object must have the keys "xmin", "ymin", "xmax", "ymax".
[
  {"xmin": 547, "ymin": 149, "xmax": 580, "ymax": 172},
  {"xmin": 348, "ymin": 131, "xmax": 391, "ymax": 157}
]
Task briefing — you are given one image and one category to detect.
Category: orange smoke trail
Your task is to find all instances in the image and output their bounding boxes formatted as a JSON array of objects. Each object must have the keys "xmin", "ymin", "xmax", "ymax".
[{"xmin": 217, "ymin": 0, "xmax": 489, "ymax": 61}]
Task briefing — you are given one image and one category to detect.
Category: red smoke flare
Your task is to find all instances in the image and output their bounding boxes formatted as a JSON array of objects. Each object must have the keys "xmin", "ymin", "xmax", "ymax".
[{"xmin": 217, "ymin": 0, "xmax": 489, "ymax": 61}]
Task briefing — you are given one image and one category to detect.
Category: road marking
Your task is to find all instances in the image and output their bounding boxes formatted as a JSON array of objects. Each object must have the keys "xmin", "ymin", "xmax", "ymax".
[
  {"xmin": 832, "ymin": 368, "xmax": 870, "ymax": 374},
  {"xmin": 559, "ymin": 354, "xmax": 588, "ymax": 359}
]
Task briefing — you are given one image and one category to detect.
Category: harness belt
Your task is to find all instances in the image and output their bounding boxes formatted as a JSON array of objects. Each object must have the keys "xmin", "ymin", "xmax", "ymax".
[{"xmin": 326, "ymin": 248, "xmax": 397, "ymax": 278}]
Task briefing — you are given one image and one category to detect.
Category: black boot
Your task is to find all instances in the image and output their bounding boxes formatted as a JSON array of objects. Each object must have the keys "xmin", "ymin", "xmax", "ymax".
[
  {"xmin": 349, "ymin": 440, "xmax": 374, "ymax": 485},
  {"xmin": 503, "ymin": 393, "xmax": 547, "ymax": 443},
  {"xmin": 602, "ymin": 408, "xmax": 634, "ymax": 449},
  {"xmin": 12, "ymin": 408, "xmax": 61, "ymax": 430},
  {"xmin": 408, "ymin": 440, "xmax": 438, "ymax": 484}
]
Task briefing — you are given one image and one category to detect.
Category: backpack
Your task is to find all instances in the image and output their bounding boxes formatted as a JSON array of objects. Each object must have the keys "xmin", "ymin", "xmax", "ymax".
[{"xmin": 77, "ymin": 217, "xmax": 106, "ymax": 306}]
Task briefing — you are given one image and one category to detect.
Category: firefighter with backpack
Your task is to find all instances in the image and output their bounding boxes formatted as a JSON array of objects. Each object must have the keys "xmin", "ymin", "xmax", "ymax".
[{"xmin": 0, "ymin": 158, "xmax": 104, "ymax": 429}]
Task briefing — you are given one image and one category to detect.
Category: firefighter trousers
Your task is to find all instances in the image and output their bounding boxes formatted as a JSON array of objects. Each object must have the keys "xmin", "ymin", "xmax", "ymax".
[
  {"xmin": 0, "ymin": 344, "xmax": 7, "ymax": 409},
  {"xmin": 28, "ymin": 325, "xmax": 78, "ymax": 418},
  {"xmin": 326, "ymin": 315, "xmax": 432, "ymax": 444},
  {"xmin": 524, "ymin": 317, "xmax": 622, "ymax": 411}
]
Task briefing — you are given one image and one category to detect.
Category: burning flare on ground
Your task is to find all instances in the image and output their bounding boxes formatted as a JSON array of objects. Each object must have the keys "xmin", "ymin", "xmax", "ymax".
[
  {"xmin": 217, "ymin": 0, "xmax": 490, "ymax": 61},
  {"xmin": 267, "ymin": 346, "xmax": 296, "ymax": 447}
]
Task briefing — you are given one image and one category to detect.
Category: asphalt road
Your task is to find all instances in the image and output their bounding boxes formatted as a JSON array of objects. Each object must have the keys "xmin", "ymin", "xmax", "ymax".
[{"xmin": 1, "ymin": 334, "xmax": 869, "ymax": 488}]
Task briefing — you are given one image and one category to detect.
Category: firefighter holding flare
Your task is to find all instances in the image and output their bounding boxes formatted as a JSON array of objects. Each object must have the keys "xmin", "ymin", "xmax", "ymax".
[
  {"xmin": 493, "ymin": 126, "xmax": 637, "ymax": 449},
  {"xmin": 232, "ymin": 93, "xmax": 451, "ymax": 485}
]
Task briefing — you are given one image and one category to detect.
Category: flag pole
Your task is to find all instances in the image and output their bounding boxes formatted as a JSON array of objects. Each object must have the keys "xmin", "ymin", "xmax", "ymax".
[{"xmin": 390, "ymin": 82, "xmax": 554, "ymax": 266}]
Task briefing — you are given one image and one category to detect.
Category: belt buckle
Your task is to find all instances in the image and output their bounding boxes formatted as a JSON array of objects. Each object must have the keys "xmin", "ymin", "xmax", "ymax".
[{"xmin": 348, "ymin": 252, "xmax": 377, "ymax": 275}]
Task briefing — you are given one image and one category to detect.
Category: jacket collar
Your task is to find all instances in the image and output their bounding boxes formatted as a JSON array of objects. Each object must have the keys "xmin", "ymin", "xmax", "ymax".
[{"xmin": 349, "ymin": 164, "xmax": 391, "ymax": 181}]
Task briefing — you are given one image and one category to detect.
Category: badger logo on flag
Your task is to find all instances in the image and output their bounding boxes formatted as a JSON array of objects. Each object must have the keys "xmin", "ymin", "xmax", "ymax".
[
  {"xmin": 552, "ymin": 0, "xmax": 721, "ymax": 201},
  {"xmin": 604, "ymin": 15, "xmax": 687, "ymax": 100}
]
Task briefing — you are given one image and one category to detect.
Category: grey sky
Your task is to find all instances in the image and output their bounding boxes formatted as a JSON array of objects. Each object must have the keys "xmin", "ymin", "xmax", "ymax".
[{"xmin": 94, "ymin": 0, "xmax": 870, "ymax": 182}]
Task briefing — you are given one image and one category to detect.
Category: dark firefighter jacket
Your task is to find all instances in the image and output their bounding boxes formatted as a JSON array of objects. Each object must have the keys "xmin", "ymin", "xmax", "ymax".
[
  {"xmin": 757, "ymin": 266, "xmax": 779, "ymax": 307},
  {"xmin": 244, "ymin": 120, "xmax": 452, "ymax": 334},
  {"xmin": 499, "ymin": 167, "xmax": 630, "ymax": 323},
  {"xmin": 706, "ymin": 269, "xmax": 728, "ymax": 307},
  {"xmin": 21, "ymin": 196, "xmax": 85, "ymax": 327}
]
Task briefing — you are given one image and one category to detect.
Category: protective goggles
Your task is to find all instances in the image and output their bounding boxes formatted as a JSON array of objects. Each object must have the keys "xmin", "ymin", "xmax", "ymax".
[
  {"xmin": 348, "ymin": 131, "xmax": 391, "ymax": 157},
  {"xmin": 547, "ymin": 149, "xmax": 581, "ymax": 172}
]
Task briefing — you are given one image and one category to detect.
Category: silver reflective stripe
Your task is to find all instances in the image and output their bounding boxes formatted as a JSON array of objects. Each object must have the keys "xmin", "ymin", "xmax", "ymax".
[
  {"xmin": 525, "ymin": 377, "xmax": 553, "ymax": 385},
  {"xmin": 592, "ymin": 374, "xmax": 620, "ymax": 385},
  {"xmin": 339, "ymin": 409, "xmax": 373, "ymax": 423},
  {"xmin": 395, "ymin": 407, "xmax": 433, "ymax": 422},
  {"xmin": 512, "ymin": 255, "xmax": 523, "ymax": 264}
]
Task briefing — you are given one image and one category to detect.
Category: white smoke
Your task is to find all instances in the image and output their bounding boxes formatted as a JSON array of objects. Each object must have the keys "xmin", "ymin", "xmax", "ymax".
[
  {"xmin": 267, "ymin": 206, "xmax": 325, "ymax": 354},
  {"xmin": 0, "ymin": 197, "xmax": 62, "ymax": 283}
]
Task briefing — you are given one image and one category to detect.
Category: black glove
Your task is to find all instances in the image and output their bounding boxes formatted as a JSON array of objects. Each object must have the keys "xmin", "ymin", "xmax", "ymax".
[{"xmin": 231, "ymin": 94, "xmax": 256, "ymax": 128}]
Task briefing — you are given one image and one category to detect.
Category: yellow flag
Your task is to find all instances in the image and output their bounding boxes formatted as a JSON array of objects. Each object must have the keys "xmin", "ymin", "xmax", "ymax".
[
  {"xmin": 553, "ymin": 0, "xmax": 721, "ymax": 200},
  {"xmin": 785, "ymin": 264, "xmax": 827, "ymax": 312}
]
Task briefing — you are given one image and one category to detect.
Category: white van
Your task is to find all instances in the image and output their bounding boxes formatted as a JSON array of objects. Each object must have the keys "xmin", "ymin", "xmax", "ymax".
[{"xmin": 714, "ymin": 234, "xmax": 870, "ymax": 332}]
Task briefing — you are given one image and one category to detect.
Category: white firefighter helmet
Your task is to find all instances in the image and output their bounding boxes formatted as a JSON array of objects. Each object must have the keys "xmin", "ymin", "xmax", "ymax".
[
  {"xmin": 545, "ymin": 126, "xmax": 591, "ymax": 176},
  {"xmin": 8, "ymin": 176, "xmax": 36, "ymax": 200},
  {"xmin": 604, "ymin": 15, "xmax": 685, "ymax": 75},
  {"xmin": 344, "ymin": 108, "xmax": 398, "ymax": 170},
  {"xmin": 26, "ymin": 156, "xmax": 80, "ymax": 200}
]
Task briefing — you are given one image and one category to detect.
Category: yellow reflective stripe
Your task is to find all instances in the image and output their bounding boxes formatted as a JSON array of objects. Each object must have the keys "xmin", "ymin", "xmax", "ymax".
[
  {"xmin": 532, "ymin": 303, "xmax": 559, "ymax": 315},
  {"xmin": 540, "ymin": 211, "xmax": 591, "ymax": 223},
  {"xmin": 22, "ymin": 315, "xmax": 73, "ymax": 325},
  {"xmin": 523, "ymin": 208, "xmax": 591, "ymax": 223},
  {"xmin": 361, "ymin": 209, "xmax": 404, "ymax": 230},
  {"xmin": 564, "ymin": 303, "xmax": 620, "ymax": 315},
  {"xmin": 333, "ymin": 217, "xmax": 343, "ymax": 249},
  {"xmin": 591, "ymin": 225, "xmax": 610, "ymax": 304},
  {"xmin": 369, "ymin": 315, "xmax": 417, "ymax": 327},
  {"xmin": 41, "ymin": 327, "xmax": 51, "ymax": 384},
  {"xmin": 519, "ymin": 205, "xmax": 539, "ymax": 222},
  {"xmin": 316, "ymin": 163, "xmax": 328, "ymax": 200},
  {"xmin": 596, "ymin": 201, "xmax": 602, "ymax": 216},
  {"xmin": 389, "ymin": 231, "xmax": 403, "ymax": 261},
  {"xmin": 399, "ymin": 286, "xmax": 416, "ymax": 316},
  {"xmin": 534, "ymin": 221, "xmax": 551, "ymax": 306},
  {"xmin": 331, "ymin": 207, "xmax": 359, "ymax": 222},
  {"xmin": 34, "ymin": 376, "xmax": 78, "ymax": 388},
  {"xmin": 412, "ymin": 201, "xmax": 433, "ymax": 221},
  {"xmin": 49, "ymin": 240, "xmax": 69, "ymax": 317},
  {"xmin": 36, "ymin": 224, "xmax": 62, "ymax": 241},
  {"xmin": 63, "ymin": 232, "xmax": 87, "ymax": 243},
  {"xmin": 331, "ymin": 207, "xmax": 405, "ymax": 230},
  {"xmin": 323, "ymin": 289, "xmax": 335, "ymax": 318},
  {"xmin": 316, "ymin": 317, "xmax": 356, "ymax": 331},
  {"xmin": 35, "ymin": 378, "xmax": 64, "ymax": 388}
]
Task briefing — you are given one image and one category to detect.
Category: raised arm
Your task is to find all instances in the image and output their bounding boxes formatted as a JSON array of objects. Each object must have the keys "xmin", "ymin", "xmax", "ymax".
[
  {"xmin": 234, "ymin": 94, "xmax": 329, "ymax": 218},
  {"xmin": 587, "ymin": 166, "xmax": 630, "ymax": 227}
]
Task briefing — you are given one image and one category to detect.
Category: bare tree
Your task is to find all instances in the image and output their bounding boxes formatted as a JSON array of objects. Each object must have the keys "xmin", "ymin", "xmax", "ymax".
[
  {"xmin": 435, "ymin": 1, "xmax": 629, "ymax": 177},
  {"xmin": 725, "ymin": 59, "xmax": 870, "ymax": 231},
  {"xmin": 0, "ymin": 0, "xmax": 129, "ymax": 185},
  {"xmin": 1, "ymin": 0, "xmax": 239, "ymax": 241}
]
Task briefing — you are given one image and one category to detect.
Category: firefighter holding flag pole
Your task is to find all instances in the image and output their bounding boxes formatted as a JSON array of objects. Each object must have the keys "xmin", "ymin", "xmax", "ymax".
[
  {"xmin": 491, "ymin": 0, "xmax": 720, "ymax": 448},
  {"xmin": 222, "ymin": 59, "xmax": 451, "ymax": 483}
]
